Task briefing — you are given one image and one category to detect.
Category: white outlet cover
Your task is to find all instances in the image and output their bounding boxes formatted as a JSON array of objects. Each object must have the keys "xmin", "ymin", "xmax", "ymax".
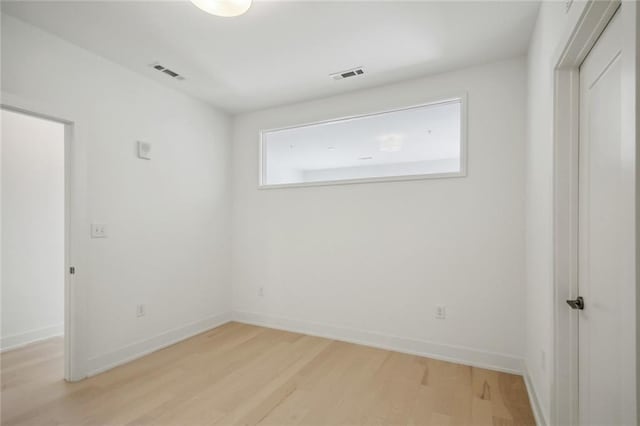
[
  {"xmin": 137, "ymin": 141, "xmax": 151, "ymax": 160},
  {"xmin": 91, "ymin": 223, "xmax": 107, "ymax": 238}
]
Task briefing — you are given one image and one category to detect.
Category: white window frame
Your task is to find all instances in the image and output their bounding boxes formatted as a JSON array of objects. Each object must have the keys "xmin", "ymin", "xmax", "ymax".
[{"xmin": 258, "ymin": 93, "xmax": 468, "ymax": 189}]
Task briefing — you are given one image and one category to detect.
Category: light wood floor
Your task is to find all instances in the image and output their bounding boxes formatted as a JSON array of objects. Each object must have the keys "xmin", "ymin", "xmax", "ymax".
[{"xmin": 1, "ymin": 322, "xmax": 535, "ymax": 425}]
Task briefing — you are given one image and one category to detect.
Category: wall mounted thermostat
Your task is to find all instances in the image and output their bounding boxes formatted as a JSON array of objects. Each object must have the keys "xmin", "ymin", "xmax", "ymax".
[{"xmin": 137, "ymin": 141, "xmax": 151, "ymax": 160}]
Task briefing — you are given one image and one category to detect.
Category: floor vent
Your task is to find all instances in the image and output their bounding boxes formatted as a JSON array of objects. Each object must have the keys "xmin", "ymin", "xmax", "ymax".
[
  {"xmin": 330, "ymin": 67, "xmax": 364, "ymax": 80},
  {"xmin": 150, "ymin": 63, "xmax": 185, "ymax": 81}
]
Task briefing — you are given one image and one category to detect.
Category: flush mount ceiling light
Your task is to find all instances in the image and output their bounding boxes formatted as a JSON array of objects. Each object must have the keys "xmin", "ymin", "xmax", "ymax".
[
  {"xmin": 189, "ymin": 0, "xmax": 251, "ymax": 17},
  {"xmin": 378, "ymin": 133, "xmax": 405, "ymax": 153}
]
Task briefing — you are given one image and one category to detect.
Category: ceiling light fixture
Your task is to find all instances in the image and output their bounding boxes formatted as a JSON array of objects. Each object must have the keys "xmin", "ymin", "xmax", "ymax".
[
  {"xmin": 378, "ymin": 133, "xmax": 405, "ymax": 152},
  {"xmin": 189, "ymin": 0, "xmax": 251, "ymax": 17}
]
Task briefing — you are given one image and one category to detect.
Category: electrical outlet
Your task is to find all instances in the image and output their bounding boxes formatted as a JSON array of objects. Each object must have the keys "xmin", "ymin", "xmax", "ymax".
[
  {"xmin": 258, "ymin": 287, "xmax": 264, "ymax": 297},
  {"xmin": 91, "ymin": 223, "xmax": 107, "ymax": 238},
  {"xmin": 435, "ymin": 305, "xmax": 446, "ymax": 320},
  {"xmin": 136, "ymin": 304, "xmax": 145, "ymax": 318},
  {"xmin": 137, "ymin": 141, "xmax": 151, "ymax": 160}
]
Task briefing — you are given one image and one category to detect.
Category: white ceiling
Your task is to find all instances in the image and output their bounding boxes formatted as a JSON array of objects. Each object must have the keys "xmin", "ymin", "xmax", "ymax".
[{"xmin": 1, "ymin": 1, "xmax": 540, "ymax": 113}]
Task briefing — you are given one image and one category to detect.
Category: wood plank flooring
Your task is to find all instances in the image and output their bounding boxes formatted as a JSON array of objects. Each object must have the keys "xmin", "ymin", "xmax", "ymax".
[{"xmin": 1, "ymin": 322, "xmax": 535, "ymax": 425}]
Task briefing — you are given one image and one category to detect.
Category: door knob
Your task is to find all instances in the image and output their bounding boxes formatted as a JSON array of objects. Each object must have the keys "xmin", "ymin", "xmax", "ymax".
[{"xmin": 566, "ymin": 296, "xmax": 584, "ymax": 310}]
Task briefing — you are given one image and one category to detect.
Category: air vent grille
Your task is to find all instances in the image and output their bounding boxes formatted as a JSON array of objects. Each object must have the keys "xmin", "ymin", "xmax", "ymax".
[
  {"xmin": 330, "ymin": 67, "xmax": 364, "ymax": 81},
  {"xmin": 150, "ymin": 62, "xmax": 185, "ymax": 81}
]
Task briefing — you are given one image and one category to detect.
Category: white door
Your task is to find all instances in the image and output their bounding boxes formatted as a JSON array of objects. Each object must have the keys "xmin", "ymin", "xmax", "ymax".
[{"xmin": 577, "ymin": 8, "xmax": 625, "ymax": 425}]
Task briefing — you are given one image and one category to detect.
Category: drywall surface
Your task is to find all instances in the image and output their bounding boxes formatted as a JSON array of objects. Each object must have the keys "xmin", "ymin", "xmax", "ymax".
[
  {"xmin": 232, "ymin": 58, "xmax": 527, "ymax": 372},
  {"xmin": 1, "ymin": 109, "xmax": 65, "ymax": 350},
  {"xmin": 525, "ymin": 2, "xmax": 575, "ymax": 422},
  {"xmin": 1, "ymin": 14, "xmax": 232, "ymax": 373}
]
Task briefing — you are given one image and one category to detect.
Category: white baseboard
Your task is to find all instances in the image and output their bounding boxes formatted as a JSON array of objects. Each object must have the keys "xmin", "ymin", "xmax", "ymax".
[
  {"xmin": 523, "ymin": 365, "xmax": 547, "ymax": 426},
  {"xmin": 232, "ymin": 310, "xmax": 524, "ymax": 374},
  {"xmin": 0, "ymin": 323, "xmax": 64, "ymax": 352},
  {"xmin": 86, "ymin": 312, "xmax": 232, "ymax": 377}
]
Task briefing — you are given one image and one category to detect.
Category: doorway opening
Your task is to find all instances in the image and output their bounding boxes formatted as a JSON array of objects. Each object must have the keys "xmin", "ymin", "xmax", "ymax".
[{"xmin": 1, "ymin": 106, "xmax": 72, "ymax": 383}]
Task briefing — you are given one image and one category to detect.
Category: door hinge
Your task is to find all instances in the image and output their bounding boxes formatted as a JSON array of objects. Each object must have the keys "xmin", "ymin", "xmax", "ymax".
[{"xmin": 70, "ymin": 266, "xmax": 76, "ymax": 274}]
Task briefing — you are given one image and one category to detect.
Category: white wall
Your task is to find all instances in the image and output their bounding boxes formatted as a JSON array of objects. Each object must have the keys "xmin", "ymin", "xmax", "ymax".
[
  {"xmin": 524, "ymin": 2, "xmax": 570, "ymax": 422},
  {"xmin": 1, "ymin": 14, "xmax": 232, "ymax": 375},
  {"xmin": 231, "ymin": 58, "xmax": 527, "ymax": 372},
  {"xmin": 1, "ymin": 109, "xmax": 65, "ymax": 350}
]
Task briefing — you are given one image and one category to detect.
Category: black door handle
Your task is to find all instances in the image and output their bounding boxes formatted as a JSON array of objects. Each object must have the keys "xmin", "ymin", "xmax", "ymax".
[{"xmin": 566, "ymin": 296, "xmax": 584, "ymax": 310}]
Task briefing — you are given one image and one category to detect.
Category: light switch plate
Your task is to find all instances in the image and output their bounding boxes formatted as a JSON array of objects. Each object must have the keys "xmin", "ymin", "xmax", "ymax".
[
  {"xmin": 137, "ymin": 141, "xmax": 151, "ymax": 160},
  {"xmin": 91, "ymin": 223, "xmax": 107, "ymax": 238}
]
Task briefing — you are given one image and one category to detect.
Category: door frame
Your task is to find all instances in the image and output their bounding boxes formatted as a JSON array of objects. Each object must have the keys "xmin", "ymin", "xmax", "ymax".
[
  {"xmin": 552, "ymin": 0, "xmax": 638, "ymax": 424},
  {"xmin": 1, "ymin": 93, "xmax": 87, "ymax": 382}
]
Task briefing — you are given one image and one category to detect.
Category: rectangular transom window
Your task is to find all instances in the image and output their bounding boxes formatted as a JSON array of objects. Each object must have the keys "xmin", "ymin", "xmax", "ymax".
[{"xmin": 259, "ymin": 96, "xmax": 466, "ymax": 188}]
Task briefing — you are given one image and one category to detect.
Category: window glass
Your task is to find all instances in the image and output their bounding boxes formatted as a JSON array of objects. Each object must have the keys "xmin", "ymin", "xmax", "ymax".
[{"xmin": 260, "ymin": 98, "xmax": 464, "ymax": 187}]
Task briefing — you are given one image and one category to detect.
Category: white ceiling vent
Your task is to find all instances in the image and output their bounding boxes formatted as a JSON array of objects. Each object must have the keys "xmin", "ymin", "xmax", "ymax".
[
  {"xmin": 330, "ymin": 67, "xmax": 364, "ymax": 81},
  {"xmin": 150, "ymin": 62, "xmax": 185, "ymax": 81}
]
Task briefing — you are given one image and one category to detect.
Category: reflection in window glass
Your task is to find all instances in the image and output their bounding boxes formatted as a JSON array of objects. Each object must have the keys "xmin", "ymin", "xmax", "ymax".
[{"xmin": 260, "ymin": 98, "xmax": 464, "ymax": 187}]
